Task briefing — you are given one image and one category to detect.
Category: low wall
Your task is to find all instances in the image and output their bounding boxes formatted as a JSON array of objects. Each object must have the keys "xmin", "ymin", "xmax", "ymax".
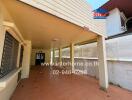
[
  {"xmin": 54, "ymin": 35, "xmax": 132, "ymax": 91},
  {"xmin": 0, "ymin": 69, "xmax": 21, "ymax": 100},
  {"xmin": 56, "ymin": 57, "xmax": 132, "ymax": 91},
  {"xmin": 108, "ymin": 61, "xmax": 132, "ymax": 90}
]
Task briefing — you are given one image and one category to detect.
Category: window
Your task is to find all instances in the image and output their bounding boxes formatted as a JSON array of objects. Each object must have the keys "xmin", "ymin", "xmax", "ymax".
[{"xmin": 0, "ymin": 31, "xmax": 19, "ymax": 78}]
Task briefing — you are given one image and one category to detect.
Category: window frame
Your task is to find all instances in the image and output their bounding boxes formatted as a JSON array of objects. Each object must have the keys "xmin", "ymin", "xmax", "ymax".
[{"xmin": 0, "ymin": 31, "xmax": 19, "ymax": 78}]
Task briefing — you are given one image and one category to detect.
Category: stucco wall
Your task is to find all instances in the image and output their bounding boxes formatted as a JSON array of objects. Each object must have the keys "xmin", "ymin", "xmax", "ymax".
[
  {"xmin": 56, "ymin": 34, "xmax": 132, "ymax": 91},
  {"xmin": 0, "ymin": 26, "xmax": 21, "ymax": 100},
  {"xmin": 0, "ymin": 69, "xmax": 21, "ymax": 100},
  {"xmin": 106, "ymin": 35, "xmax": 132, "ymax": 90},
  {"xmin": 0, "ymin": 76, "xmax": 17, "ymax": 100},
  {"xmin": 0, "ymin": 27, "xmax": 18, "ymax": 100},
  {"xmin": 108, "ymin": 61, "xmax": 132, "ymax": 90},
  {"xmin": 0, "ymin": 1, "xmax": 31, "ymax": 99},
  {"xmin": 31, "ymin": 49, "xmax": 51, "ymax": 66}
]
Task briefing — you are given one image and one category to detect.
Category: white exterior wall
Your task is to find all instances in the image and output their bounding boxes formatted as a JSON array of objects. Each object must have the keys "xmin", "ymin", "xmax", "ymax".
[
  {"xmin": 108, "ymin": 61, "xmax": 132, "ymax": 90},
  {"xmin": 59, "ymin": 34, "xmax": 132, "ymax": 91},
  {"xmin": 20, "ymin": 0, "xmax": 106, "ymax": 36},
  {"xmin": 106, "ymin": 8, "xmax": 124, "ymax": 36},
  {"xmin": 106, "ymin": 35, "xmax": 132, "ymax": 59},
  {"xmin": 106, "ymin": 35, "xmax": 132, "ymax": 90}
]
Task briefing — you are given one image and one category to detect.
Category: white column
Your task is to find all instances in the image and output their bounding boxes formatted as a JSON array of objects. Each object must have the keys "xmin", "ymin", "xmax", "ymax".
[
  {"xmin": 59, "ymin": 48, "xmax": 62, "ymax": 64},
  {"xmin": 53, "ymin": 48, "xmax": 55, "ymax": 63},
  {"xmin": 70, "ymin": 43, "xmax": 74, "ymax": 73},
  {"xmin": 21, "ymin": 40, "xmax": 32, "ymax": 79},
  {"xmin": 97, "ymin": 36, "xmax": 108, "ymax": 90},
  {"xmin": 50, "ymin": 49, "xmax": 53, "ymax": 64}
]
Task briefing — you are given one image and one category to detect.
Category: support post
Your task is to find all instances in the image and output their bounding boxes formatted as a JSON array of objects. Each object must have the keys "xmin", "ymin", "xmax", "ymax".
[
  {"xmin": 70, "ymin": 43, "xmax": 74, "ymax": 73},
  {"xmin": 53, "ymin": 48, "xmax": 55, "ymax": 63},
  {"xmin": 59, "ymin": 48, "xmax": 62, "ymax": 65},
  {"xmin": 21, "ymin": 40, "xmax": 32, "ymax": 79},
  {"xmin": 97, "ymin": 36, "xmax": 108, "ymax": 90}
]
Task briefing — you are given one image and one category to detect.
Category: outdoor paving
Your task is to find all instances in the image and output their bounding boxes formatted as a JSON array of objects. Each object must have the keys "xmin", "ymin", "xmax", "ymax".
[{"xmin": 11, "ymin": 66, "xmax": 132, "ymax": 100}]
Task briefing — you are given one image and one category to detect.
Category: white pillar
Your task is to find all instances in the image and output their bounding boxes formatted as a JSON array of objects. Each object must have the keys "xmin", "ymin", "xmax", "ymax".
[
  {"xmin": 50, "ymin": 49, "xmax": 53, "ymax": 64},
  {"xmin": 53, "ymin": 48, "xmax": 55, "ymax": 63},
  {"xmin": 59, "ymin": 48, "xmax": 62, "ymax": 64},
  {"xmin": 97, "ymin": 36, "xmax": 108, "ymax": 90},
  {"xmin": 21, "ymin": 40, "xmax": 32, "ymax": 79},
  {"xmin": 70, "ymin": 43, "xmax": 74, "ymax": 73}
]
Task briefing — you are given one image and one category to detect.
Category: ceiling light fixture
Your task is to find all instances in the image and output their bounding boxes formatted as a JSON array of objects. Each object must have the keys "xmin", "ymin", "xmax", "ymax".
[{"xmin": 52, "ymin": 38, "xmax": 59, "ymax": 42}]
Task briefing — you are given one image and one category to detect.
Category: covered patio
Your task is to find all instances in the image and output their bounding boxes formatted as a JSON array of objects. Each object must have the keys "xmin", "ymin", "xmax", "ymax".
[{"xmin": 0, "ymin": 0, "xmax": 131, "ymax": 100}]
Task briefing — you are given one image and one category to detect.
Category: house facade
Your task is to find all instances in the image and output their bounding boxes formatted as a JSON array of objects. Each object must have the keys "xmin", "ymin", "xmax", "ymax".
[{"xmin": 0, "ymin": 0, "xmax": 108, "ymax": 100}]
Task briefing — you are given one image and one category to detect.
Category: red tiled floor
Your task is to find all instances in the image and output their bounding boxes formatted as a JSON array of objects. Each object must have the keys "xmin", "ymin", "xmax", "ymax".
[{"xmin": 11, "ymin": 66, "xmax": 132, "ymax": 100}]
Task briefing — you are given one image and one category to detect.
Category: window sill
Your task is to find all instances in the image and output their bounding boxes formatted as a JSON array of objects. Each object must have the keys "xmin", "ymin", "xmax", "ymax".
[{"xmin": 0, "ymin": 68, "xmax": 22, "ymax": 89}]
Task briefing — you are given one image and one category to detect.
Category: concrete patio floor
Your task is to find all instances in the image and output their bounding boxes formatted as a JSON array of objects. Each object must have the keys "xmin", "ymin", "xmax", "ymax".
[{"xmin": 11, "ymin": 66, "xmax": 132, "ymax": 100}]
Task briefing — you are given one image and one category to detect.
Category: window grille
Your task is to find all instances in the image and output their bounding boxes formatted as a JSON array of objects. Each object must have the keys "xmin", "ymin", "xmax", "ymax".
[{"xmin": 0, "ymin": 31, "xmax": 19, "ymax": 78}]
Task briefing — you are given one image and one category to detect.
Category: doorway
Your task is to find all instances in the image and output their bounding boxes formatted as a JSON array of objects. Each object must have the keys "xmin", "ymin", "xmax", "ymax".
[{"xmin": 35, "ymin": 53, "xmax": 45, "ymax": 66}]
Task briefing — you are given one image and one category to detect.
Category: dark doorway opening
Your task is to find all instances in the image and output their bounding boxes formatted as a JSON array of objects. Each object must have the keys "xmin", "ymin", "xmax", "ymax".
[
  {"xmin": 126, "ymin": 18, "xmax": 132, "ymax": 30},
  {"xmin": 35, "ymin": 53, "xmax": 45, "ymax": 66}
]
